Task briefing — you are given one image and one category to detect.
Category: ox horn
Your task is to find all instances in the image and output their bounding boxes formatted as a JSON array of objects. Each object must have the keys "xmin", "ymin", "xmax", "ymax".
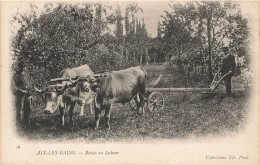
[
  {"xmin": 88, "ymin": 75, "xmax": 98, "ymax": 83},
  {"xmin": 34, "ymin": 86, "xmax": 43, "ymax": 93},
  {"xmin": 69, "ymin": 76, "xmax": 75, "ymax": 84},
  {"xmin": 69, "ymin": 76, "xmax": 80, "ymax": 87}
]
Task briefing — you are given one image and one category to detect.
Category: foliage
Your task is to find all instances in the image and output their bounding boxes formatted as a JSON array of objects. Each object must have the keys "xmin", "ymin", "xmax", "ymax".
[
  {"xmin": 160, "ymin": 2, "xmax": 249, "ymax": 79},
  {"xmin": 11, "ymin": 2, "xmax": 151, "ymax": 90},
  {"xmin": 11, "ymin": 2, "xmax": 250, "ymax": 90}
]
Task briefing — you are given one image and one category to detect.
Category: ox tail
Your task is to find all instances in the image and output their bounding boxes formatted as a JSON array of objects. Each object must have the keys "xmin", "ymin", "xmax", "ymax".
[
  {"xmin": 140, "ymin": 66, "xmax": 162, "ymax": 87},
  {"xmin": 140, "ymin": 66, "xmax": 148, "ymax": 78},
  {"xmin": 149, "ymin": 73, "xmax": 162, "ymax": 87}
]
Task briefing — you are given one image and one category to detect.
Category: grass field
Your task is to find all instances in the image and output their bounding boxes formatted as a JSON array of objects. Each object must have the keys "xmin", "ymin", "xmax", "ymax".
[{"xmin": 18, "ymin": 63, "xmax": 250, "ymax": 142}]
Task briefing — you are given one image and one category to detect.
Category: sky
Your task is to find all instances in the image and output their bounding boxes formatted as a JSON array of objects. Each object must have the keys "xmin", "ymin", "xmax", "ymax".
[
  {"xmin": 107, "ymin": 1, "xmax": 172, "ymax": 37},
  {"xmin": 132, "ymin": 1, "xmax": 172, "ymax": 37},
  {"xmin": 11, "ymin": 2, "xmax": 173, "ymax": 38},
  {"xmin": 105, "ymin": 2, "xmax": 172, "ymax": 38}
]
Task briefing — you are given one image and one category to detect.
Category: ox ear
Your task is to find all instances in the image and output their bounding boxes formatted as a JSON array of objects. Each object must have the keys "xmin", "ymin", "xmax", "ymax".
[{"xmin": 89, "ymin": 75, "xmax": 102, "ymax": 92}]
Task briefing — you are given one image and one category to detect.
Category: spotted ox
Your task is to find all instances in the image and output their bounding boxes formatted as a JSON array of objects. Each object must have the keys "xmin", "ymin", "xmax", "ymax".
[
  {"xmin": 34, "ymin": 65, "xmax": 95, "ymax": 125},
  {"xmin": 72, "ymin": 66, "xmax": 147, "ymax": 130}
]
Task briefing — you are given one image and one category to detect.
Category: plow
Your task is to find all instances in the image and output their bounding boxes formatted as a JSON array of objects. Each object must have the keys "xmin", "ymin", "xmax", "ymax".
[
  {"xmin": 129, "ymin": 70, "xmax": 232, "ymax": 112},
  {"xmin": 50, "ymin": 70, "xmax": 232, "ymax": 113}
]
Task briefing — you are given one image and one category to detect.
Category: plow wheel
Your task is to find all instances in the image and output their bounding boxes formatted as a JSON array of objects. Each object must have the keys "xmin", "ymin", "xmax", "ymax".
[{"xmin": 147, "ymin": 92, "xmax": 164, "ymax": 112}]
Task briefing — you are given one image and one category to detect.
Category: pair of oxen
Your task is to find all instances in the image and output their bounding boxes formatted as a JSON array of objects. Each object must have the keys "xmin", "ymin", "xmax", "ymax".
[{"xmin": 34, "ymin": 65, "xmax": 147, "ymax": 130}]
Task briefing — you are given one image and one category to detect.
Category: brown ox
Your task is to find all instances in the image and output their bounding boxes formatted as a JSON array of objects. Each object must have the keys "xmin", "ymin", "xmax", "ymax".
[
  {"xmin": 73, "ymin": 66, "xmax": 147, "ymax": 130},
  {"xmin": 34, "ymin": 65, "xmax": 95, "ymax": 125}
]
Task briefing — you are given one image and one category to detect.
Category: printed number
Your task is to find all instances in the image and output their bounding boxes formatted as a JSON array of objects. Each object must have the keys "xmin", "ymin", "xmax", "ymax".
[{"xmin": 16, "ymin": 145, "xmax": 20, "ymax": 149}]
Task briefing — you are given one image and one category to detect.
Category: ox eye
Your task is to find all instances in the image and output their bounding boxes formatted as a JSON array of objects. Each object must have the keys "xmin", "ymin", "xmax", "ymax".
[{"xmin": 84, "ymin": 87, "xmax": 89, "ymax": 92}]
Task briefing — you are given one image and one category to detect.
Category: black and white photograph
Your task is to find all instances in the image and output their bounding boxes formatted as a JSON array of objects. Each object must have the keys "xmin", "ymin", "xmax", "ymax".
[{"xmin": 1, "ymin": 1, "xmax": 259, "ymax": 165}]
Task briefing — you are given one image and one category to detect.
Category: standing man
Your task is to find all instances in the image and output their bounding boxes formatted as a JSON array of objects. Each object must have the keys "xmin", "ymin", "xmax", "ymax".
[
  {"xmin": 220, "ymin": 47, "xmax": 236, "ymax": 97},
  {"xmin": 11, "ymin": 61, "xmax": 32, "ymax": 125}
]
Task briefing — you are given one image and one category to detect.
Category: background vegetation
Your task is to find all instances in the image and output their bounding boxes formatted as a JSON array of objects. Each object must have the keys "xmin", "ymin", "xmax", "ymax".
[{"xmin": 11, "ymin": 2, "xmax": 250, "ymax": 89}]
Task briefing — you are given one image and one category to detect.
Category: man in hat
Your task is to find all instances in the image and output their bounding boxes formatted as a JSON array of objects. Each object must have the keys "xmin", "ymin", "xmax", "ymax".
[
  {"xmin": 11, "ymin": 61, "xmax": 32, "ymax": 125},
  {"xmin": 220, "ymin": 46, "xmax": 236, "ymax": 97}
]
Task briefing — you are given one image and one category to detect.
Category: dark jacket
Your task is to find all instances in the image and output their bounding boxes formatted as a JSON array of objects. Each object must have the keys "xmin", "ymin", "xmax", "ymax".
[
  {"xmin": 221, "ymin": 54, "xmax": 236, "ymax": 76},
  {"xmin": 11, "ymin": 72, "xmax": 29, "ymax": 96}
]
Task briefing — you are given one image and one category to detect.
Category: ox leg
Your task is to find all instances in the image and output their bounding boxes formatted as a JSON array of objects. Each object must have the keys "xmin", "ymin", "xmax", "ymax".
[
  {"xmin": 79, "ymin": 105, "xmax": 84, "ymax": 116},
  {"xmin": 78, "ymin": 98, "xmax": 85, "ymax": 116},
  {"xmin": 134, "ymin": 94, "xmax": 144, "ymax": 116},
  {"xmin": 59, "ymin": 107, "xmax": 65, "ymax": 126},
  {"xmin": 104, "ymin": 104, "xmax": 112, "ymax": 130},
  {"xmin": 94, "ymin": 107, "xmax": 102, "ymax": 130},
  {"xmin": 139, "ymin": 93, "xmax": 145, "ymax": 116},
  {"xmin": 138, "ymin": 82, "xmax": 146, "ymax": 116},
  {"xmin": 134, "ymin": 95, "xmax": 141, "ymax": 115},
  {"xmin": 89, "ymin": 102, "xmax": 94, "ymax": 115},
  {"xmin": 69, "ymin": 102, "xmax": 76, "ymax": 125},
  {"xmin": 94, "ymin": 95, "xmax": 103, "ymax": 130}
]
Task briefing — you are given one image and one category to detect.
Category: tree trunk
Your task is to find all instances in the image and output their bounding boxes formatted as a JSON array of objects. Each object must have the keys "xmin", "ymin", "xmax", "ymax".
[
  {"xmin": 125, "ymin": 47, "xmax": 128, "ymax": 62},
  {"xmin": 140, "ymin": 54, "xmax": 142, "ymax": 64},
  {"xmin": 133, "ymin": 52, "xmax": 136, "ymax": 65},
  {"xmin": 207, "ymin": 16, "xmax": 213, "ymax": 81},
  {"xmin": 145, "ymin": 47, "xmax": 149, "ymax": 65}
]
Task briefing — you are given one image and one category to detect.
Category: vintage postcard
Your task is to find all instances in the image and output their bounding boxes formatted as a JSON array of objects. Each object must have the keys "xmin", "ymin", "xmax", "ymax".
[{"xmin": 1, "ymin": 1, "xmax": 259, "ymax": 165}]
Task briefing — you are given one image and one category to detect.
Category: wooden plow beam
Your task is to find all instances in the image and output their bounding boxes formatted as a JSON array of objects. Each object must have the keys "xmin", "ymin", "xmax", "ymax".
[
  {"xmin": 146, "ymin": 71, "xmax": 232, "ymax": 93},
  {"xmin": 147, "ymin": 88, "xmax": 212, "ymax": 93}
]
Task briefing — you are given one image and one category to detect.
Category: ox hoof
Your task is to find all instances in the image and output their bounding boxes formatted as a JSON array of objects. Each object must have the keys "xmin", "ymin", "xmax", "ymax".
[
  {"xmin": 79, "ymin": 113, "xmax": 84, "ymax": 117},
  {"xmin": 105, "ymin": 124, "xmax": 111, "ymax": 131},
  {"xmin": 44, "ymin": 110, "xmax": 52, "ymax": 114}
]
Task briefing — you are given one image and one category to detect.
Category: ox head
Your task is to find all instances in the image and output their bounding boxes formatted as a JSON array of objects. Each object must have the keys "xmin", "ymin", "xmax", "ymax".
[
  {"xmin": 34, "ymin": 84, "xmax": 69, "ymax": 114},
  {"xmin": 69, "ymin": 75, "xmax": 100, "ymax": 103}
]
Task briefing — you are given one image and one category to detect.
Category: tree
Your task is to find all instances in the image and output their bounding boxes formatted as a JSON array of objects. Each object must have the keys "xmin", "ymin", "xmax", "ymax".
[
  {"xmin": 114, "ymin": 5, "xmax": 124, "ymax": 40},
  {"xmin": 125, "ymin": 6, "xmax": 131, "ymax": 35},
  {"xmin": 11, "ymin": 3, "xmax": 116, "ymax": 90},
  {"xmin": 160, "ymin": 2, "xmax": 249, "ymax": 79},
  {"xmin": 157, "ymin": 21, "xmax": 162, "ymax": 39}
]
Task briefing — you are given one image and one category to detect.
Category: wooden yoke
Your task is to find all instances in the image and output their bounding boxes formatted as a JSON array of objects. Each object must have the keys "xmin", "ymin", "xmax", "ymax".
[{"xmin": 50, "ymin": 73, "xmax": 104, "ymax": 82}]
